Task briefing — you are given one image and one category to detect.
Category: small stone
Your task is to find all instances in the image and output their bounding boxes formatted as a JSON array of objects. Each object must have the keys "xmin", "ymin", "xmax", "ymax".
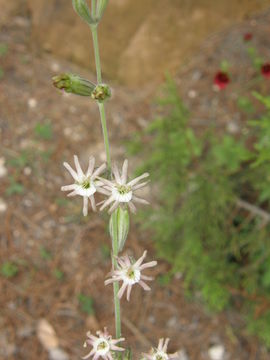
[
  {"xmin": 226, "ymin": 122, "xmax": 239, "ymax": 134},
  {"xmin": 188, "ymin": 89, "xmax": 197, "ymax": 98},
  {"xmin": 23, "ymin": 166, "xmax": 32, "ymax": 176},
  {"xmin": 0, "ymin": 198, "xmax": 7, "ymax": 213},
  {"xmin": 51, "ymin": 62, "xmax": 60, "ymax": 72},
  {"xmin": 0, "ymin": 157, "xmax": 7, "ymax": 178},
  {"xmin": 28, "ymin": 98, "xmax": 37, "ymax": 109},
  {"xmin": 208, "ymin": 344, "xmax": 225, "ymax": 360},
  {"xmin": 49, "ymin": 348, "xmax": 69, "ymax": 360}
]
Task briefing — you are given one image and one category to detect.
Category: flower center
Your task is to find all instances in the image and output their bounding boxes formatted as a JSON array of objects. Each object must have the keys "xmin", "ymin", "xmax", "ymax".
[
  {"xmin": 95, "ymin": 339, "xmax": 110, "ymax": 355},
  {"xmin": 81, "ymin": 178, "xmax": 91, "ymax": 189},
  {"xmin": 117, "ymin": 184, "xmax": 131, "ymax": 195},
  {"xmin": 125, "ymin": 266, "xmax": 140, "ymax": 284},
  {"xmin": 112, "ymin": 185, "xmax": 132, "ymax": 203}
]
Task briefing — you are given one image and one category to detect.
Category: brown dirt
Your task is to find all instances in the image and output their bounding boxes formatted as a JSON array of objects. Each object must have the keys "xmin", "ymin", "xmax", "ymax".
[{"xmin": 1, "ymin": 8, "xmax": 270, "ymax": 360}]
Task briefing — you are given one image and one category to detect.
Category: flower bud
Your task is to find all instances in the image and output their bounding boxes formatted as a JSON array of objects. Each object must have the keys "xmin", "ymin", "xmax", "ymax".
[
  {"xmin": 109, "ymin": 207, "xmax": 130, "ymax": 252},
  {"xmin": 91, "ymin": 83, "xmax": 111, "ymax": 102},
  {"xmin": 52, "ymin": 73, "xmax": 96, "ymax": 96},
  {"xmin": 72, "ymin": 0, "xmax": 96, "ymax": 26},
  {"xmin": 96, "ymin": 0, "xmax": 109, "ymax": 21}
]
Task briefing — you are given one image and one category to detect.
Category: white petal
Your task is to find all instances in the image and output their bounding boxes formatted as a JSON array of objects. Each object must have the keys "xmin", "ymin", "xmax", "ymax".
[
  {"xmin": 121, "ymin": 160, "xmax": 128, "ymax": 184},
  {"xmin": 74, "ymin": 155, "xmax": 84, "ymax": 178},
  {"xmin": 92, "ymin": 163, "xmax": 106, "ymax": 178},
  {"xmin": 132, "ymin": 181, "xmax": 149, "ymax": 191},
  {"xmin": 132, "ymin": 196, "xmax": 150, "ymax": 205},
  {"xmin": 99, "ymin": 196, "xmax": 115, "ymax": 211},
  {"xmin": 127, "ymin": 284, "xmax": 132, "ymax": 301},
  {"xmin": 128, "ymin": 201, "xmax": 136, "ymax": 213},
  {"xmin": 83, "ymin": 197, "xmax": 88, "ymax": 216},
  {"xmin": 61, "ymin": 184, "xmax": 76, "ymax": 191},
  {"xmin": 112, "ymin": 163, "xmax": 122, "ymax": 184},
  {"xmin": 139, "ymin": 261, "xmax": 157, "ymax": 270},
  {"xmin": 139, "ymin": 280, "xmax": 151, "ymax": 291},
  {"xmin": 127, "ymin": 173, "xmax": 149, "ymax": 187},
  {"xmin": 90, "ymin": 195, "xmax": 96, "ymax": 212},
  {"xmin": 63, "ymin": 162, "xmax": 79, "ymax": 181},
  {"xmin": 134, "ymin": 250, "xmax": 147, "ymax": 268},
  {"xmin": 86, "ymin": 156, "xmax": 95, "ymax": 177},
  {"xmin": 108, "ymin": 201, "xmax": 119, "ymax": 214},
  {"xmin": 118, "ymin": 282, "xmax": 128, "ymax": 299}
]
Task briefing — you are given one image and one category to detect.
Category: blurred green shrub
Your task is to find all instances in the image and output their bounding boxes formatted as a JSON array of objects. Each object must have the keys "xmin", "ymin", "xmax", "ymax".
[{"xmin": 129, "ymin": 78, "xmax": 270, "ymax": 346}]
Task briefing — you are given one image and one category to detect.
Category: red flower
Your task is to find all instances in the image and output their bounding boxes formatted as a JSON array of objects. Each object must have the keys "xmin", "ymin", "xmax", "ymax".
[
  {"xmin": 261, "ymin": 63, "xmax": 270, "ymax": 79},
  {"xmin": 243, "ymin": 33, "xmax": 252, "ymax": 42},
  {"xmin": 214, "ymin": 71, "xmax": 230, "ymax": 90}
]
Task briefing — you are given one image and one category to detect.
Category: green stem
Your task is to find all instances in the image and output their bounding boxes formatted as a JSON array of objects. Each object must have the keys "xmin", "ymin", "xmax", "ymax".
[
  {"xmin": 91, "ymin": 26, "xmax": 102, "ymax": 84},
  {"xmin": 98, "ymin": 102, "xmax": 111, "ymax": 171},
  {"xmin": 90, "ymin": 25, "xmax": 111, "ymax": 172},
  {"xmin": 90, "ymin": 21, "xmax": 119, "ymax": 338},
  {"xmin": 112, "ymin": 211, "xmax": 122, "ymax": 339}
]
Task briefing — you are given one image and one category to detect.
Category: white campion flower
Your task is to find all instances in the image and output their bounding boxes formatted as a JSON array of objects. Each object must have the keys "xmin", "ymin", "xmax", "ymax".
[
  {"xmin": 61, "ymin": 155, "xmax": 106, "ymax": 216},
  {"xmin": 142, "ymin": 338, "xmax": 178, "ymax": 360},
  {"xmin": 105, "ymin": 250, "xmax": 157, "ymax": 301},
  {"xmin": 82, "ymin": 328, "xmax": 125, "ymax": 360},
  {"xmin": 98, "ymin": 159, "xmax": 149, "ymax": 214}
]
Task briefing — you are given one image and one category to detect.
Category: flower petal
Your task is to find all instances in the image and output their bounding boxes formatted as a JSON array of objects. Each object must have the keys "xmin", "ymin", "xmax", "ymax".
[
  {"xmin": 127, "ymin": 173, "xmax": 149, "ymax": 187},
  {"xmin": 83, "ymin": 196, "xmax": 88, "ymax": 216},
  {"xmin": 121, "ymin": 159, "xmax": 128, "ymax": 184},
  {"xmin": 74, "ymin": 155, "xmax": 84, "ymax": 179},
  {"xmin": 63, "ymin": 161, "xmax": 79, "ymax": 181},
  {"xmin": 86, "ymin": 156, "xmax": 95, "ymax": 177}
]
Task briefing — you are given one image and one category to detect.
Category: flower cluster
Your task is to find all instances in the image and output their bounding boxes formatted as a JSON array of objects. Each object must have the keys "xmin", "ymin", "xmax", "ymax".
[
  {"xmin": 61, "ymin": 157, "xmax": 149, "ymax": 216},
  {"xmin": 105, "ymin": 250, "xmax": 157, "ymax": 301}
]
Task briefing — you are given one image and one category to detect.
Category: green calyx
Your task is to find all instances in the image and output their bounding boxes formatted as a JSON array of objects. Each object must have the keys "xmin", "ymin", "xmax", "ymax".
[
  {"xmin": 91, "ymin": 84, "xmax": 111, "ymax": 102},
  {"xmin": 109, "ymin": 207, "xmax": 130, "ymax": 252},
  {"xmin": 72, "ymin": 0, "xmax": 109, "ymax": 27},
  {"xmin": 52, "ymin": 73, "xmax": 95, "ymax": 97}
]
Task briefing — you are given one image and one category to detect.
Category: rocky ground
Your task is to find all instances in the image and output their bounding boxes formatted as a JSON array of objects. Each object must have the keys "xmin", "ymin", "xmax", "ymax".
[{"xmin": 1, "ymin": 7, "xmax": 270, "ymax": 360}]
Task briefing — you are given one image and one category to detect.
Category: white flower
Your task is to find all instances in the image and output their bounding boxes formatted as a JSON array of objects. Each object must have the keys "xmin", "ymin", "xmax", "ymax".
[
  {"xmin": 105, "ymin": 250, "xmax": 157, "ymax": 301},
  {"xmin": 61, "ymin": 155, "xmax": 106, "ymax": 216},
  {"xmin": 98, "ymin": 159, "xmax": 150, "ymax": 214},
  {"xmin": 142, "ymin": 338, "xmax": 178, "ymax": 360},
  {"xmin": 82, "ymin": 328, "xmax": 125, "ymax": 360}
]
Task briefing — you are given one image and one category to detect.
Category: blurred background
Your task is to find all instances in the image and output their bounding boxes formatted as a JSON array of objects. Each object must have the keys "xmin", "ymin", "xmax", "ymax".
[{"xmin": 1, "ymin": 1, "xmax": 270, "ymax": 359}]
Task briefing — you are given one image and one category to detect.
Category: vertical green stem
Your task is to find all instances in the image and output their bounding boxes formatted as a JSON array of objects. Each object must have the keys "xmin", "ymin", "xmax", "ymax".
[
  {"xmin": 112, "ymin": 211, "xmax": 122, "ymax": 339},
  {"xmin": 90, "ymin": 23, "xmax": 120, "ymax": 338},
  {"xmin": 98, "ymin": 102, "xmax": 111, "ymax": 171},
  {"xmin": 91, "ymin": 26, "xmax": 102, "ymax": 84},
  {"xmin": 90, "ymin": 25, "xmax": 111, "ymax": 172}
]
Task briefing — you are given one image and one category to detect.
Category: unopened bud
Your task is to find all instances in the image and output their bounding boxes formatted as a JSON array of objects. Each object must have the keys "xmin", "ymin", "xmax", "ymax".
[
  {"xmin": 72, "ymin": 0, "xmax": 95, "ymax": 26},
  {"xmin": 72, "ymin": 0, "xmax": 109, "ymax": 27},
  {"xmin": 52, "ymin": 73, "xmax": 95, "ymax": 96},
  {"xmin": 96, "ymin": 0, "xmax": 109, "ymax": 21},
  {"xmin": 91, "ymin": 84, "xmax": 111, "ymax": 102},
  {"xmin": 109, "ymin": 207, "xmax": 130, "ymax": 252}
]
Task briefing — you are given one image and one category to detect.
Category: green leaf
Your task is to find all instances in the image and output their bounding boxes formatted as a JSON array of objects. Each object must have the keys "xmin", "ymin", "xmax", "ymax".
[
  {"xmin": 34, "ymin": 121, "xmax": 53, "ymax": 140},
  {"xmin": 1, "ymin": 262, "xmax": 18, "ymax": 278},
  {"xmin": 78, "ymin": 293, "xmax": 95, "ymax": 315}
]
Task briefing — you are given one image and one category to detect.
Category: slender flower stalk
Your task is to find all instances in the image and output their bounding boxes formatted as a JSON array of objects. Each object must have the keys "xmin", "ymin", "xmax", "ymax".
[{"xmin": 89, "ymin": 9, "xmax": 120, "ymax": 339}]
